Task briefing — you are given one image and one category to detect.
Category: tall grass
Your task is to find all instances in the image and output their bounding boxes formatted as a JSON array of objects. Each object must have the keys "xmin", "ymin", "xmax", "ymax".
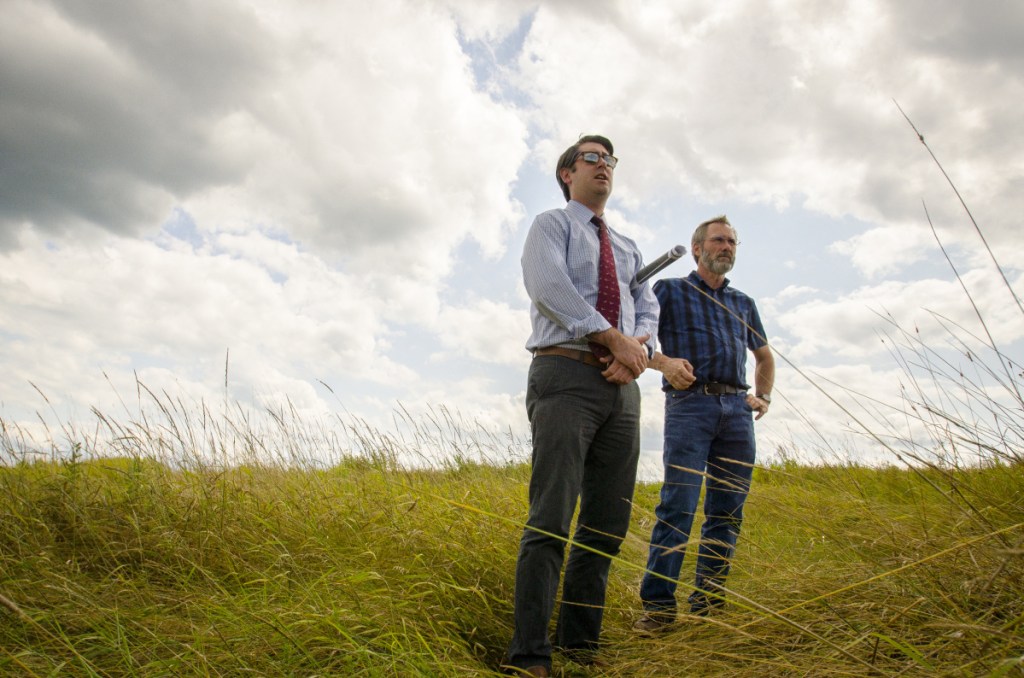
[
  {"xmin": 1, "ymin": 384, "xmax": 1021, "ymax": 676},
  {"xmin": 1, "ymin": 397, "xmax": 531, "ymax": 675}
]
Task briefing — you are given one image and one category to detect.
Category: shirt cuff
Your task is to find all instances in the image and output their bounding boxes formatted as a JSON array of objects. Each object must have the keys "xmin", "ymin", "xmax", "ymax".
[{"xmin": 572, "ymin": 314, "xmax": 613, "ymax": 340}]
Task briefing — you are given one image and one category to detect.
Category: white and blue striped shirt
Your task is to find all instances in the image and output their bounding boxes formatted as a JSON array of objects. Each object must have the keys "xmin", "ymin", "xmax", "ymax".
[{"xmin": 522, "ymin": 200, "xmax": 659, "ymax": 355}]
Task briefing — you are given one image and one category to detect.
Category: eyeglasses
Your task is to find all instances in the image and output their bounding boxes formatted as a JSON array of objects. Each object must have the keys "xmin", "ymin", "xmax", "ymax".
[
  {"xmin": 574, "ymin": 151, "xmax": 618, "ymax": 168},
  {"xmin": 705, "ymin": 236, "xmax": 739, "ymax": 247}
]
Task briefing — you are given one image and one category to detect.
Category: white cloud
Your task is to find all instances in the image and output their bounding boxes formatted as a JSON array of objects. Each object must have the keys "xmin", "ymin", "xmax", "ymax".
[
  {"xmin": 830, "ymin": 224, "xmax": 937, "ymax": 278},
  {"xmin": 1, "ymin": 1, "xmax": 529, "ymax": 279},
  {"xmin": 760, "ymin": 284, "xmax": 819, "ymax": 318},
  {"xmin": 433, "ymin": 299, "xmax": 533, "ymax": 366},
  {"xmin": 2, "ymin": 0, "xmax": 1022, "ymax": 469},
  {"xmin": 506, "ymin": 0, "xmax": 1023, "ymax": 264},
  {"xmin": 775, "ymin": 271, "xmax": 1024, "ymax": 362},
  {"xmin": 0, "ymin": 227, "xmax": 420, "ymax": 418},
  {"xmin": 444, "ymin": 0, "xmax": 539, "ymax": 42},
  {"xmin": 0, "ymin": 0, "xmax": 275, "ymax": 244}
]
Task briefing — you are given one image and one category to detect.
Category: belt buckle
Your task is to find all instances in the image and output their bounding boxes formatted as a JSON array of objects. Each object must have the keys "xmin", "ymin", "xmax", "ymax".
[{"xmin": 701, "ymin": 384, "xmax": 712, "ymax": 395}]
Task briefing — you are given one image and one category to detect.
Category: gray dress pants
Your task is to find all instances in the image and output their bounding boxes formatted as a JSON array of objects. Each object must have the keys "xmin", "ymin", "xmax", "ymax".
[{"xmin": 505, "ymin": 355, "xmax": 641, "ymax": 671}]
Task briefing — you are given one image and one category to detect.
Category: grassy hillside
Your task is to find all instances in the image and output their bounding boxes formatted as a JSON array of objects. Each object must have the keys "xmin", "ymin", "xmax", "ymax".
[{"xmin": 1, "ymin": 430, "xmax": 1021, "ymax": 676}]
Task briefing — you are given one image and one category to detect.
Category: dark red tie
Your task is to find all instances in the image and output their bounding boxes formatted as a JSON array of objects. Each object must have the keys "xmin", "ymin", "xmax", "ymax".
[{"xmin": 589, "ymin": 215, "xmax": 620, "ymax": 358}]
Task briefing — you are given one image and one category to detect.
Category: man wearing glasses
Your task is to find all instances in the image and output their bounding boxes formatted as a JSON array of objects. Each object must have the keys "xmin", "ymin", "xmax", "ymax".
[
  {"xmin": 634, "ymin": 215, "xmax": 775, "ymax": 632},
  {"xmin": 504, "ymin": 135, "xmax": 658, "ymax": 676}
]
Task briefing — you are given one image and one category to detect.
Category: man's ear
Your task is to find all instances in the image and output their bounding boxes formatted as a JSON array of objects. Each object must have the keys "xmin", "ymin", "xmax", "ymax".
[{"xmin": 559, "ymin": 166, "xmax": 574, "ymax": 188}]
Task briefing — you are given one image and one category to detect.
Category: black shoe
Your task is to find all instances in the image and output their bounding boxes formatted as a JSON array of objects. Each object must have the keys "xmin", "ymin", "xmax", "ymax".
[{"xmin": 501, "ymin": 664, "xmax": 550, "ymax": 677}]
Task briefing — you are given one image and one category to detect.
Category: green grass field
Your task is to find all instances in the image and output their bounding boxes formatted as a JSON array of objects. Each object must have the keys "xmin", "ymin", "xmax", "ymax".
[{"xmin": 1, "ymin": 418, "xmax": 1021, "ymax": 676}]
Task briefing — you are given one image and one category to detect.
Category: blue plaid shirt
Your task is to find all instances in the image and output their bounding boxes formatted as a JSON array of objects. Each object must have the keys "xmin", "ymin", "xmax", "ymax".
[
  {"xmin": 522, "ymin": 201, "xmax": 659, "ymax": 355},
  {"xmin": 654, "ymin": 271, "xmax": 767, "ymax": 390}
]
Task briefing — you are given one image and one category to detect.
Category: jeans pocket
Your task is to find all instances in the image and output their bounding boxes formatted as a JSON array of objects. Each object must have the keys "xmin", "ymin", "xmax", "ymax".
[{"xmin": 665, "ymin": 390, "xmax": 697, "ymax": 412}]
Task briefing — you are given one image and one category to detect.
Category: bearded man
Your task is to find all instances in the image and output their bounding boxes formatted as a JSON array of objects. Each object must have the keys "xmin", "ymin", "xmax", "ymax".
[{"xmin": 634, "ymin": 215, "xmax": 775, "ymax": 631}]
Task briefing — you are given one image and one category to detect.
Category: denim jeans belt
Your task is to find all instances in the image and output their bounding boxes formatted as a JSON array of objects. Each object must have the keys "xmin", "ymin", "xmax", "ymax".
[
  {"xmin": 689, "ymin": 382, "xmax": 745, "ymax": 395},
  {"xmin": 533, "ymin": 346, "xmax": 603, "ymax": 368}
]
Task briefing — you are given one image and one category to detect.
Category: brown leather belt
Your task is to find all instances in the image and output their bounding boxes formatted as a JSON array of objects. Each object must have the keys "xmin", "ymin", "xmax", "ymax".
[
  {"xmin": 533, "ymin": 346, "xmax": 604, "ymax": 368},
  {"xmin": 688, "ymin": 382, "xmax": 745, "ymax": 395}
]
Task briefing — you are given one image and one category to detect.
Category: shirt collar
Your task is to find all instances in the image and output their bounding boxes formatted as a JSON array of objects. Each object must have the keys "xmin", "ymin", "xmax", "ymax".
[
  {"xmin": 688, "ymin": 269, "xmax": 731, "ymax": 290},
  {"xmin": 566, "ymin": 200, "xmax": 600, "ymax": 225}
]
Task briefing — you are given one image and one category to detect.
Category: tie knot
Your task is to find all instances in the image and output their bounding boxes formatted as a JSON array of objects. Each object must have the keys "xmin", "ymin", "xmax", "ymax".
[{"xmin": 591, "ymin": 215, "xmax": 606, "ymax": 230}]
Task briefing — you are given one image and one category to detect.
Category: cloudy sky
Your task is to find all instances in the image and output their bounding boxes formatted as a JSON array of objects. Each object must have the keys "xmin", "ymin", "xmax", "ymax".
[{"xmin": 2, "ymin": 0, "xmax": 1022, "ymax": 474}]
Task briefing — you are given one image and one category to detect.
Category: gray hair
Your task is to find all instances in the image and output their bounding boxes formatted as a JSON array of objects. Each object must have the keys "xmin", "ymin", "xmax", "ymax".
[{"xmin": 691, "ymin": 215, "xmax": 736, "ymax": 263}]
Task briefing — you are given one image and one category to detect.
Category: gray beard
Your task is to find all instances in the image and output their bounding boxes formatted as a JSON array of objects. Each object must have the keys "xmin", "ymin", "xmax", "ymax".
[{"xmin": 704, "ymin": 255, "xmax": 734, "ymax": 275}]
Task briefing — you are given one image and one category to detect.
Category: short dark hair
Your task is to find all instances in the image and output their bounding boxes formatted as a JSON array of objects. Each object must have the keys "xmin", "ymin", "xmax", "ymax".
[
  {"xmin": 691, "ymin": 215, "xmax": 735, "ymax": 262},
  {"xmin": 555, "ymin": 134, "xmax": 614, "ymax": 202}
]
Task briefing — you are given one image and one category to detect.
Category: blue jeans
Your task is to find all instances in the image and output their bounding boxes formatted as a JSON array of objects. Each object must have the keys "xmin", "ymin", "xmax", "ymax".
[
  {"xmin": 639, "ymin": 390, "xmax": 756, "ymax": 615},
  {"xmin": 506, "ymin": 356, "xmax": 641, "ymax": 671}
]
